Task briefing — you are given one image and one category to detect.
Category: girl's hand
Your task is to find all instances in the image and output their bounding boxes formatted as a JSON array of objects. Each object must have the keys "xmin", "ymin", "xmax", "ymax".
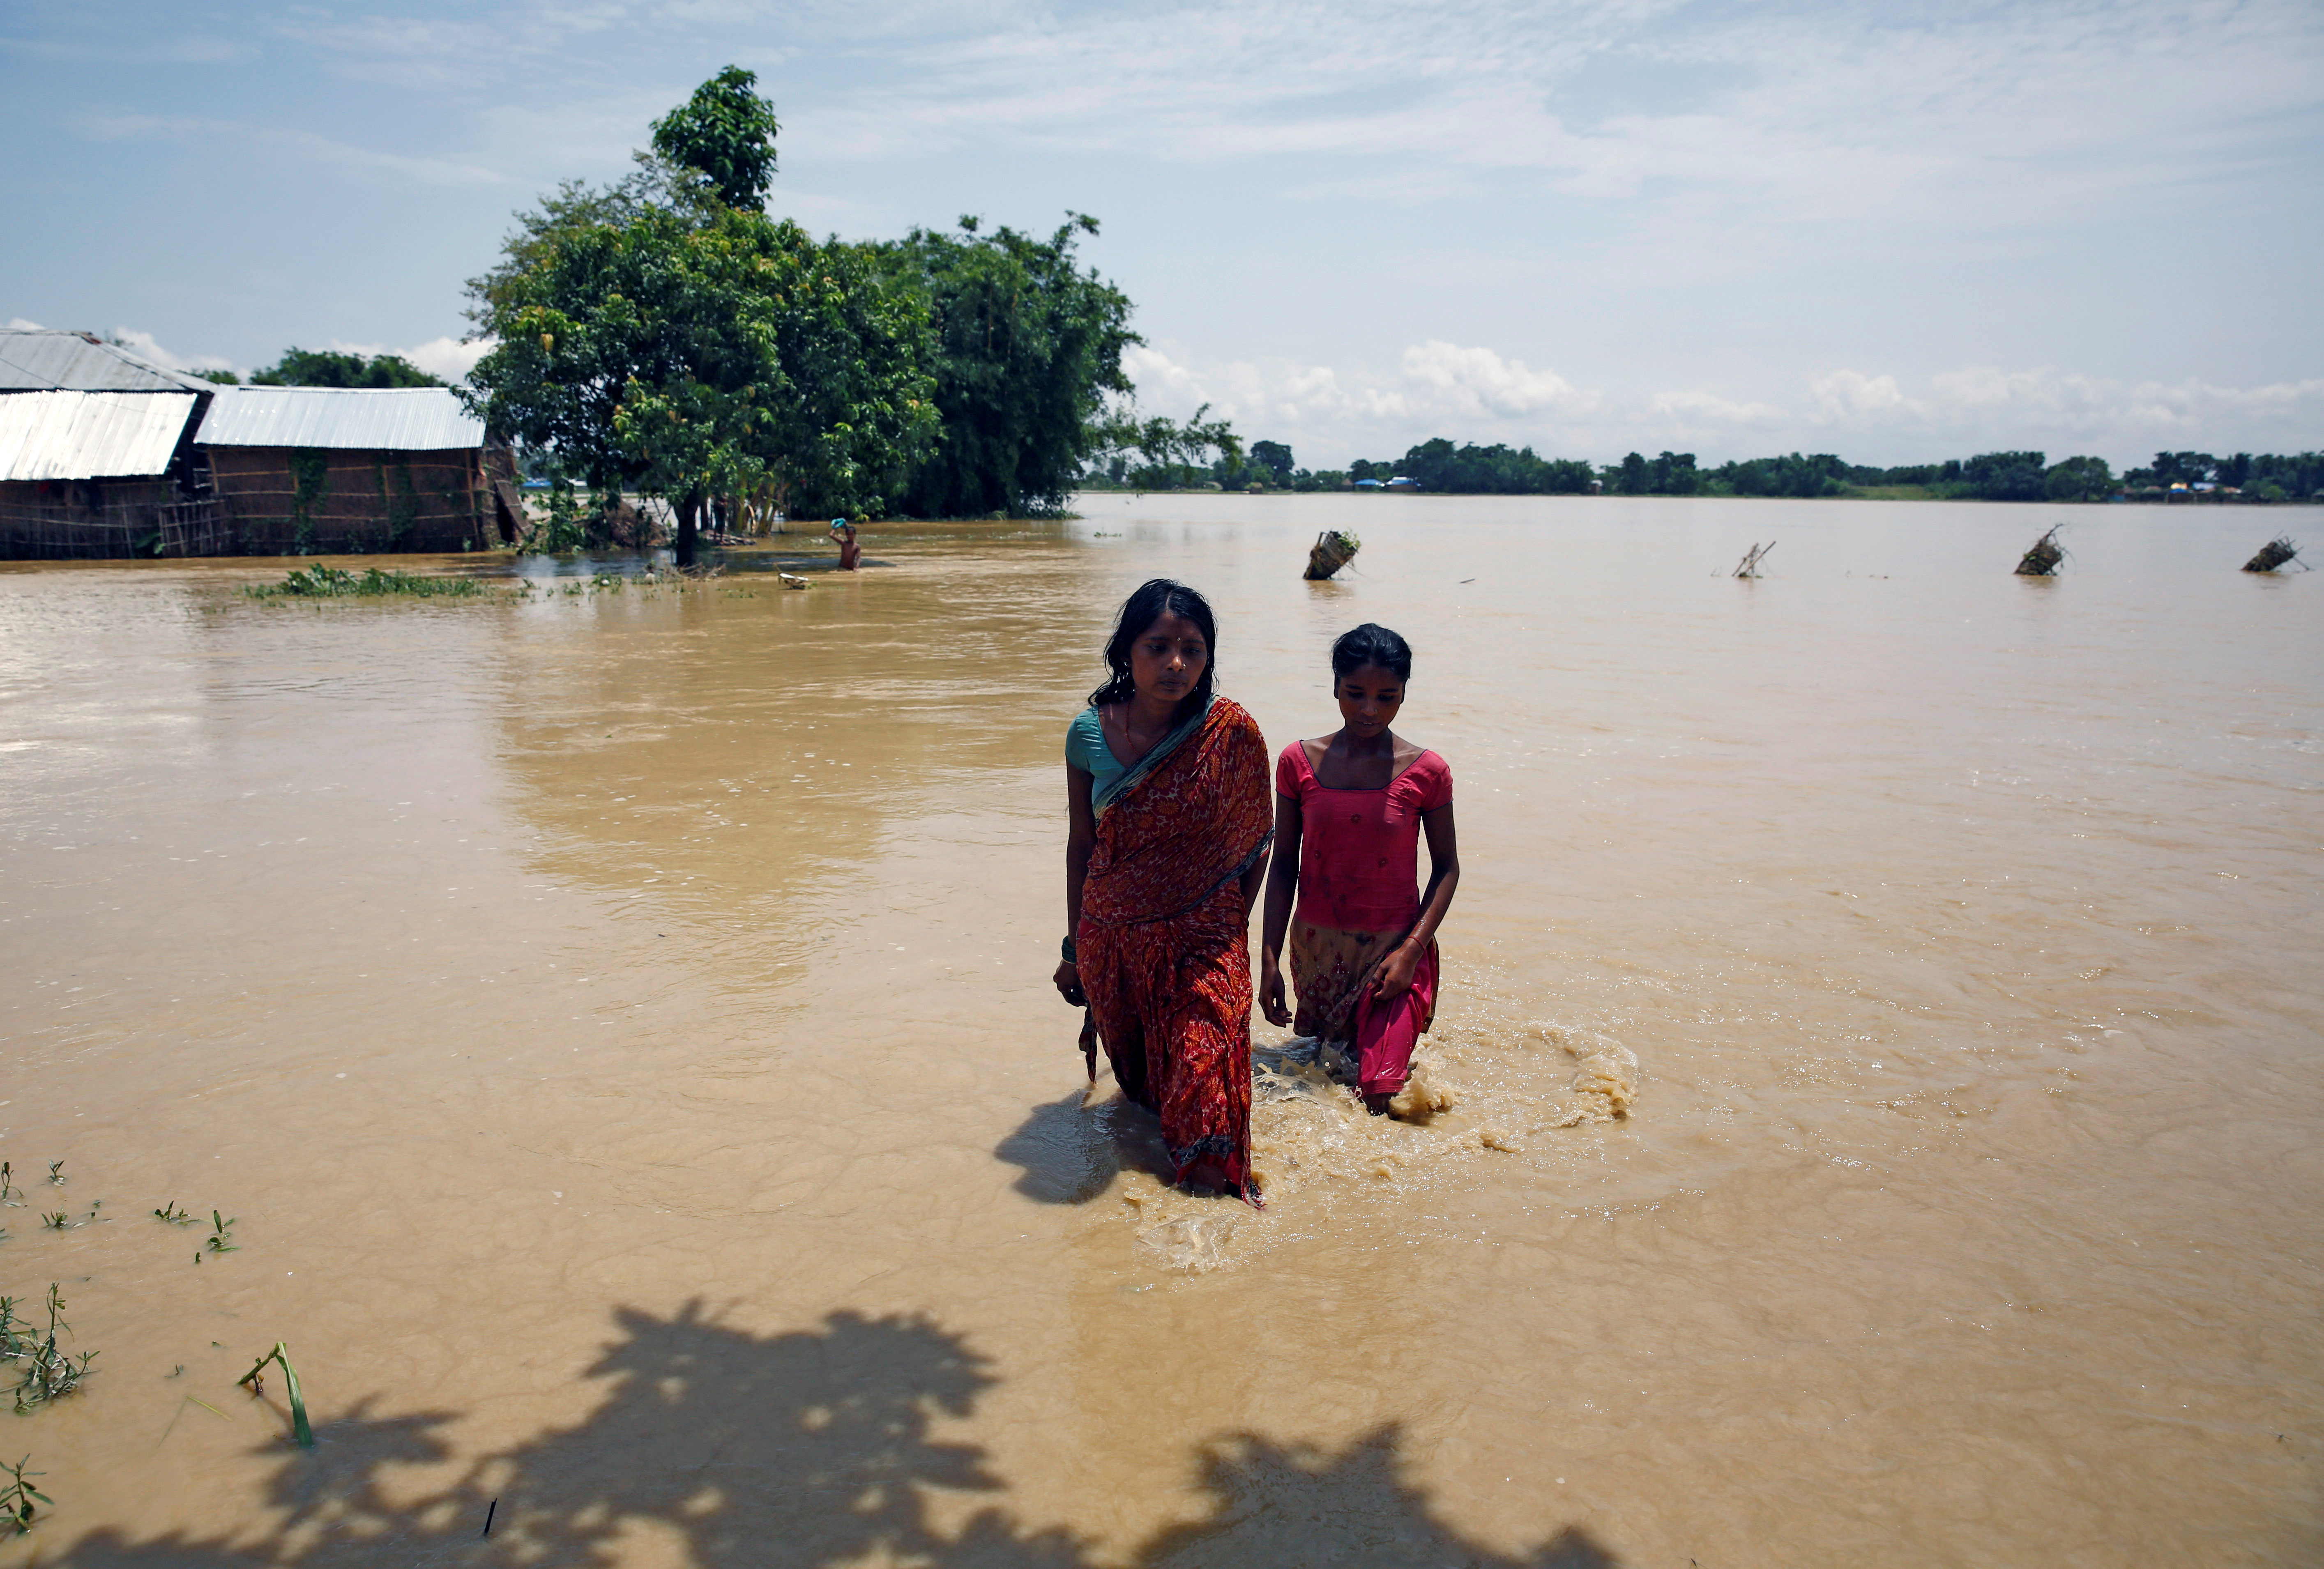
[
  {"xmin": 1369, "ymin": 943, "xmax": 1420, "ymax": 1004},
  {"xmin": 1258, "ymin": 957, "xmax": 1292, "ymax": 1028},
  {"xmin": 1053, "ymin": 958, "xmax": 1087, "ymax": 1008}
]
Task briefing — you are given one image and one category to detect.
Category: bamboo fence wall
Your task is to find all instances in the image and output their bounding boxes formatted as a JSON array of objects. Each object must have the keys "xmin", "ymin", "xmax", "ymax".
[
  {"xmin": 208, "ymin": 447, "xmax": 496, "ymax": 555},
  {"xmin": 0, "ymin": 478, "xmax": 188, "ymax": 559}
]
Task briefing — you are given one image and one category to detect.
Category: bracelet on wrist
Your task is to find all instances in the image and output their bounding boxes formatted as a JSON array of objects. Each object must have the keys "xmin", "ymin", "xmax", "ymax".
[{"xmin": 1060, "ymin": 934, "xmax": 1078, "ymax": 963}]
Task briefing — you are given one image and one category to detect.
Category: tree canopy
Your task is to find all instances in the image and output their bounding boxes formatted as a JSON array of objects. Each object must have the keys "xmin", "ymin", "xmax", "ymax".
[
  {"xmin": 463, "ymin": 69, "xmax": 1146, "ymax": 550},
  {"xmin": 649, "ymin": 65, "xmax": 781, "ymax": 210},
  {"xmin": 467, "ymin": 202, "xmax": 933, "ymax": 559},
  {"xmin": 251, "ymin": 348, "xmax": 444, "ymax": 388},
  {"xmin": 1084, "ymin": 405, "xmax": 1242, "ymax": 490},
  {"xmin": 465, "ymin": 72, "xmax": 939, "ymax": 560},
  {"xmin": 878, "ymin": 216, "xmax": 1137, "ymax": 517}
]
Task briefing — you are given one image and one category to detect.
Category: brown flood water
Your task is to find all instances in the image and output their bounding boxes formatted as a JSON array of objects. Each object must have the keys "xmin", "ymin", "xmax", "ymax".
[{"xmin": 2, "ymin": 495, "xmax": 2319, "ymax": 1567}]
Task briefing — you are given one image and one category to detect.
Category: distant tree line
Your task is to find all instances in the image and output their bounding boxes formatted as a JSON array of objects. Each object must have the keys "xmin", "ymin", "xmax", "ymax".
[
  {"xmin": 191, "ymin": 348, "xmax": 447, "ymax": 389},
  {"xmin": 1085, "ymin": 433, "xmax": 2324, "ymax": 503}
]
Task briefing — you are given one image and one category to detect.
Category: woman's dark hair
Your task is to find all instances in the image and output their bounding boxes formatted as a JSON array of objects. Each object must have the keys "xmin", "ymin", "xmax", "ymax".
[
  {"xmin": 1091, "ymin": 578, "xmax": 1218, "ymax": 719},
  {"xmin": 1331, "ymin": 623, "xmax": 1412, "ymax": 683}
]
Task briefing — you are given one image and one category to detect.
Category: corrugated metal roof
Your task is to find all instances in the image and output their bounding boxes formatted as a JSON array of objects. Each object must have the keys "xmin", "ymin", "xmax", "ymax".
[
  {"xmin": 194, "ymin": 386, "xmax": 484, "ymax": 451},
  {"xmin": 0, "ymin": 391, "xmax": 199, "ymax": 481},
  {"xmin": 0, "ymin": 330, "xmax": 219, "ymax": 393}
]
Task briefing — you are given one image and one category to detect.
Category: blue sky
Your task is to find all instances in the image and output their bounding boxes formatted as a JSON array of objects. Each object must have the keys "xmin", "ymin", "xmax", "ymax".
[{"xmin": 7, "ymin": 0, "xmax": 2320, "ymax": 467}]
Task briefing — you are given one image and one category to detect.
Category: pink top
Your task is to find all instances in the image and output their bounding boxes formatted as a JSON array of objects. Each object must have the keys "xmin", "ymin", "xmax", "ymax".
[{"xmin": 1276, "ymin": 742, "xmax": 1453, "ymax": 933}]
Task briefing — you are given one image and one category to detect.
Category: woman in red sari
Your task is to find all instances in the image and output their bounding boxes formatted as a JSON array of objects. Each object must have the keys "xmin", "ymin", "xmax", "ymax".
[{"xmin": 1052, "ymin": 580, "xmax": 1274, "ymax": 1206}]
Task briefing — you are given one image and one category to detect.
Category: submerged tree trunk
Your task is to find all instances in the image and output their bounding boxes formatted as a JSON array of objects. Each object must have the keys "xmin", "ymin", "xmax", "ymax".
[{"xmin": 675, "ymin": 493, "xmax": 701, "ymax": 568}]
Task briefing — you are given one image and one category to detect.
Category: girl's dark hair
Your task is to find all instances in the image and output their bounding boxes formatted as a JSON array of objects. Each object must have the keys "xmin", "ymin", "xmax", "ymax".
[
  {"xmin": 1331, "ymin": 623, "xmax": 1412, "ymax": 683},
  {"xmin": 1091, "ymin": 578, "xmax": 1218, "ymax": 720}
]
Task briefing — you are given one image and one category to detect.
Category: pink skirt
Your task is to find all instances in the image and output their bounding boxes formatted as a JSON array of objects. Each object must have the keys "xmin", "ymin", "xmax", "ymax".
[{"xmin": 1288, "ymin": 922, "xmax": 1436, "ymax": 1095}]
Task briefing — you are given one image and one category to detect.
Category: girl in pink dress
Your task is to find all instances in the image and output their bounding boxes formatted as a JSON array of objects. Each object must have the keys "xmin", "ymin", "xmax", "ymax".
[{"xmin": 1259, "ymin": 624, "xmax": 1460, "ymax": 1113}]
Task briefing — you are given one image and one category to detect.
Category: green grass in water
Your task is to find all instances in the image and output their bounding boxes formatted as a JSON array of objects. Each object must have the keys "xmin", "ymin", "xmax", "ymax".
[{"xmin": 246, "ymin": 566, "xmax": 492, "ymax": 600}]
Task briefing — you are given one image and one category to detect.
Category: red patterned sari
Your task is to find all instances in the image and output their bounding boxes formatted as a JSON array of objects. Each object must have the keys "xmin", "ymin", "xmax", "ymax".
[{"xmin": 1077, "ymin": 697, "xmax": 1274, "ymax": 1192}]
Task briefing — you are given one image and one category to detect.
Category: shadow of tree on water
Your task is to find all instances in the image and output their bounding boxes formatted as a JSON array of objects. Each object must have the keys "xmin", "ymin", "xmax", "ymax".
[
  {"xmin": 1142, "ymin": 1427, "xmax": 1617, "ymax": 1569},
  {"xmin": 55, "ymin": 1303, "xmax": 1615, "ymax": 1569}
]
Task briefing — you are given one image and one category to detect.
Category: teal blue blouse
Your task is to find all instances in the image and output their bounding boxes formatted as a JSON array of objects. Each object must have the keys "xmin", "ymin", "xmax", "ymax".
[
  {"xmin": 1065, "ymin": 697, "xmax": 1214, "ymax": 814},
  {"xmin": 1065, "ymin": 707, "xmax": 1127, "ymax": 806}
]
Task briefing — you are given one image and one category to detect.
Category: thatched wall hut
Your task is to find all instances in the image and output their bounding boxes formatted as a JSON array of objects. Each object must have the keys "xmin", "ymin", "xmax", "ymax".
[{"xmin": 195, "ymin": 388, "xmax": 521, "ymax": 555}]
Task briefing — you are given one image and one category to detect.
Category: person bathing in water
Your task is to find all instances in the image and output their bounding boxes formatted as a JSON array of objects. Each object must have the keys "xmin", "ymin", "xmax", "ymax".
[
  {"xmin": 1260, "ymin": 623, "xmax": 1459, "ymax": 1114},
  {"xmin": 830, "ymin": 517, "xmax": 863, "ymax": 571},
  {"xmin": 1055, "ymin": 580, "xmax": 1274, "ymax": 1204}
]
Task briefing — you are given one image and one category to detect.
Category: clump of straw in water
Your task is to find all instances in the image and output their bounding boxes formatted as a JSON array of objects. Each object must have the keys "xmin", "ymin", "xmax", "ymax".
[
  {"xmin": 2015, "ymin": 525, "xmax": 2065, "ymax": 576},
  {"xmin": 2242, "ymin": 536, "xmax": 2301, "ymax": 573},
  {"xmin": 1304, "ymin": 529, "xmax": 1361, "ymax": 580}
]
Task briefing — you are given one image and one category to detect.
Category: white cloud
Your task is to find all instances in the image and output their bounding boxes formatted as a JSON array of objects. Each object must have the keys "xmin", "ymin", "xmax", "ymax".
[
  {"xmin": 1650, "ymin": 389, "xmax": 1789, "ymax": 427},
  {"xmin": 1810, "ymin": 370, "xmax": 1913, "ymax": 417},
  {"xmin": 79, "ymin": 328, "xmax": 488, "ymax": 384},
  {"xmin": 106, "ymin": 327, "xmax": 237, "ymax": 375},
  {"xmin": 327, "ymin": 336, "xmax": 493, "ymax": 383},
  {"xmin": 1123, "ymin": 339, "xmax": 1602, "ymax": 460},
  {"xmin": 1396, "ymin": 341, "xmax": 1597, "ymax": 421},
  {"xmin": 1127, "ymin": 345, "xmax": 2324, "ymax": 466}
]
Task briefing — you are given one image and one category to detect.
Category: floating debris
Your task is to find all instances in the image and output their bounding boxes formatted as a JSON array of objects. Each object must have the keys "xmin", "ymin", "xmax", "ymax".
[
  {"xmin": 777, "ymin": 572, "xmax": 812, "ymax": 590},
  {"xmin": 1304, "ymin": 529, "xmax": 1361, "ymax": 581},
  {"xmin": 2242, "ymin": 536, "xmax": 2303, "ymax": 573},
  {"xmin": 1732, "ymin": 540, "xmax": 1776, "ymax": 578},
  {"xmin": 2014, "ymin": 525, "xmax": 2065, "ymax": 576}
]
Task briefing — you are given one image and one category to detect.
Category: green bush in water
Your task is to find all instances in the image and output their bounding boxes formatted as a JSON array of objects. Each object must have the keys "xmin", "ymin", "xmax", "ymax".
[{"xmin": 246, "ymin": 566, "xmax": 492, "ymax": 600}]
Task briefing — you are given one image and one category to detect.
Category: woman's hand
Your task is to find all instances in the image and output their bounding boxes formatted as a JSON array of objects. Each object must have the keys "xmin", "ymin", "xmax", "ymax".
[
  {"xmin": 1258, "ymin": 956, "xmax": 1292, "ymax": 1028},
  {"xmin": 1368, "ymin": 941, "xmax": 1420, "ymax": 1005},
  {"xmin": 1053, "ymin": 958, "xmax": 1087, "ymax": 1008}
]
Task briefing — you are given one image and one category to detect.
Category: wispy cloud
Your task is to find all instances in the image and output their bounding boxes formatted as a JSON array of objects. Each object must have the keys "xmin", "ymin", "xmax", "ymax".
[
  {"xmin": 8, "ymin": 0, "xmax": 2316, "ymax": 442},
  {"xmin": 792, "ymin": 0, "xmax": 2321, "ymax": 216},
  {"xmin": 76, "ymin": 112, "xmax": 515, "ymax": 187},
  {"xmin": 274, "ymin": 3, "xmax": 634, "ymax": 92}
]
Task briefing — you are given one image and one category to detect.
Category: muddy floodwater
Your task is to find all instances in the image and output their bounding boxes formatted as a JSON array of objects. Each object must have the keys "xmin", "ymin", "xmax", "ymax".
[{"xmin": 3, "ymin": 495, "xmax": 2319, "ymax": 1567}]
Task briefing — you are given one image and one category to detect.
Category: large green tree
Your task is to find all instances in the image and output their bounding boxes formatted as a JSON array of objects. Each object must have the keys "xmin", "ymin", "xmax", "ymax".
[
  {"xmin": 464, "ymin": 72, "xmax": 935, "ymax": 563},
  {"xmin": 878, "ymin": 216, "xmax": 1138, "ymax": 517}
]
